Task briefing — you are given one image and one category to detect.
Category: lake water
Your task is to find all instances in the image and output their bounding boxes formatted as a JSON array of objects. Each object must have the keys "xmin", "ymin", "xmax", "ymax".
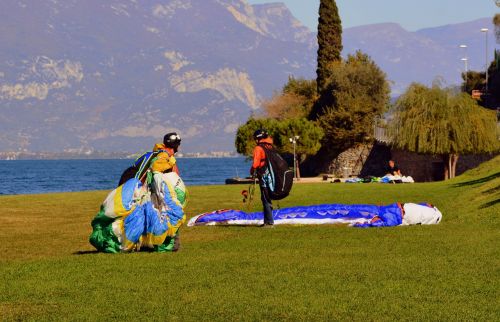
[{"xmin": 0, "ymin": 158, "xmax": 251, "ymax": 195}]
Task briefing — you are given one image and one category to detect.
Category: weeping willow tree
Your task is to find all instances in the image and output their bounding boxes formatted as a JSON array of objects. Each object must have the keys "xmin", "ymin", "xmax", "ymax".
[{"xmin": 388, "ymin": 84, "xmax": 499, "ymax": 179}]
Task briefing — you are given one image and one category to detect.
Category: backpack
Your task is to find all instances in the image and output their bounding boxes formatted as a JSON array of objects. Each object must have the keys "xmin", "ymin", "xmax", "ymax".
[
  {"xmin": 257, "ymin": 143, "xmax": 294, "ymax": 200},
  {"xmin": 117, "ymin": 151, "xmax": 162, "ymax": 186}
]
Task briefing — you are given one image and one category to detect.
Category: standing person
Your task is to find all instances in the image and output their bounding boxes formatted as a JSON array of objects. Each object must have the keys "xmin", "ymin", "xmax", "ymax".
[{"xmin": 250, "ymin": 129, "xmax": 274, "ymax": 228}]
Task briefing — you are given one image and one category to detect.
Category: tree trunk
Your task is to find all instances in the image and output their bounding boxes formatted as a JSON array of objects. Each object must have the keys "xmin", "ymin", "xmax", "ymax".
[
  {"xmin": 443, "ymin": 153, "xmax": 460, "ymax": 180},
  {"xmin": 443, "ymin": 154, "xmax": 450, "ymax": 180},
  {"xmin": 450, "ymin": 153, "xmax": 459, "ymax": 179}
]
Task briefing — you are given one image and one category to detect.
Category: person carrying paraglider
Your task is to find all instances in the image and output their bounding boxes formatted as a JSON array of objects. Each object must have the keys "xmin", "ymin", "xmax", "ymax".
[
  {"xmin": 118, "ymin": 132, "xmax": 181, "ymax": 185},
  {"xmin": 117, "ymin": 132, "xmax": 184, "ymax": 252},
  {"xmin": 150, "ymin": 132, "xmax": 183, "ymax": 252},
  {"xmin": 250, "ymin": 129, "xmax": 275, "ymax": 228},
  {"xmin": 150, "ymin": 132, "xmax": 181, "ymax": 175}
]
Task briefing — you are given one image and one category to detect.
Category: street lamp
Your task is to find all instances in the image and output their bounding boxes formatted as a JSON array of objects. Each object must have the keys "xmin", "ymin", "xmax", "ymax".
[
  {"xmin": 460, "ymin": 57, "xmax": 468, "ymax": 69},
  {"xmin": 461, "ymin": 58, "xmax": 468, "ymax": 90},
  {"xmin": 480, "ymin": 28, "xmax": 489, "ymax": 92},
  {"xmin": 459, "ymin": 44, "xmax": 468, "ymax": 90},
  {"xmin": 289, "ymin": 135, "xmax": 300, "ymax": 179}
]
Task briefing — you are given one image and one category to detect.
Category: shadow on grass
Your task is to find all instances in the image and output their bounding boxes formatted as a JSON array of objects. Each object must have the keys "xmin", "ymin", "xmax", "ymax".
[
  {"xmin": 453, "ymin": 172, "xmax": 500, "ymax": 187},
  {"xmin": 193, "ymin": 224, "xmax": 265, "ymax": 228},
  {"xmin": 480, "ymin": 199, "xmax": 500, "ymax": 209},
  {"xmin": 73, "ymin": 250, "xmax": 99, "ymax": 255},
  {"xmin": 482, "ymin": 184, "xmax": 500, "ymax": 195}
]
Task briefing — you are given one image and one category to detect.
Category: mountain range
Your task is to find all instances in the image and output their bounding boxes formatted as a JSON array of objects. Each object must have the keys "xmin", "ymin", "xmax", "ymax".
[
  {"xmin": 345, "ymin": 17, "xmax": 497, "ymax": 95},
  {"xmin": 0, "ymin": 0, "xmax": 496, "ymax": 154}
]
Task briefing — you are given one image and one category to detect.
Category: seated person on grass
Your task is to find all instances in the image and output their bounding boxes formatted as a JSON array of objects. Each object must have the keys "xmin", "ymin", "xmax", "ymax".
[{"xmin": 386, "ymin": 160, "xmax": 402, "ymax": 176}]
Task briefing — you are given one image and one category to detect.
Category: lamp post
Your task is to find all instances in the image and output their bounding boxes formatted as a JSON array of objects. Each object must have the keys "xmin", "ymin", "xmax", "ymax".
[
  {"xmin": 459, "ymin": 44, "xmax": 468, "ymax": 90},
  {"xmin": 461, "ymin": 58, "xmax": 468, "ymax": 89},
  {"xmin": 289, "ymin": 135, "xmax": 300, "ymax": 180},
  {"xmin": 480, "ymin": 28, "xmax": 489, "ymax": 92}
]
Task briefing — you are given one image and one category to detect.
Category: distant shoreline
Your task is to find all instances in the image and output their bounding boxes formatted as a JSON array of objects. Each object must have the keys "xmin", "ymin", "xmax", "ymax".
[{"xmin": 0, "ymin": 152, "xmax": 243, "ymax": 161}]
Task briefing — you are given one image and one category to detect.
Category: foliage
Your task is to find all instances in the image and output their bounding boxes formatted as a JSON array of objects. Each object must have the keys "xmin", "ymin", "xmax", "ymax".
[
  {"xmin": 461, "ymin": 70, "xmax": 486, "ymax": 93},
  {"xmin": 487, "ymin": 53, "xmax": 500, "ymax": 108},
  {"xmin": 461, "ymin": 56, "xmax": 500, "ymax": 109},
  {"xmin": 235, "ymin": 117, "xmax": 281, "ymax": 157},
  {"xmin": 494, "ymin": 14, "xmax": 500, "ymax": 43},
  {"xmin": 283, "ymin": 76, "xmax": 317, "ymax": 101},
  {"xmin": 388, "ymin": 83, "xmax": 499, "ymax": 178},
  {"xmin": 261, "ymin": 92, "xmax": 310, "ymax": 120},
  {"xmin": 316, "ymin": 0, "xmax": 342, "ymax": 94},
  {"xmin": 235, "ymin": 117, "xmax": 323, "ymax": 160},
  {"xmin": 273, "ymin": 118, "xmax": 324, "ymax": 160},
  {"xmin": 390, "ymin": 83, "xmax": 498, "ymax": 155},
  {"xmin": 240, "ymin": 77, "xmax": 323, "ymax": 160},
  {"xmin": 0, "ymin": 156, "xmax": 499, "ymax": 320},
  {"xmin": 314, "ymin": 51, "xmax": 390, "ymax": 151},
  {"xmin": 261, "ymin": 77, "xmax": 317, "ymax": 121}
]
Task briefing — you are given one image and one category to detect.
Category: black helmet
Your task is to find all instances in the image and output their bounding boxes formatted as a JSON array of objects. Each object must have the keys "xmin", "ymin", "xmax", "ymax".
[
  {"xmin": 253, "ymin": 129, "xmax": 268, "ymax": 141},
  {"xmin": 163, "ymin": 132, "xmax": 181, "ymax": 149}
]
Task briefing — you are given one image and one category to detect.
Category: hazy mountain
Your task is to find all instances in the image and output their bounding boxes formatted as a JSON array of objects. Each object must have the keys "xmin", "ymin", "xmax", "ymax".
[
  {"xmin": 343, "ymin": 17, "xmax": 497, "ymax": 95},
  {"xmin": 0, "ymin": 0, "xmax": 496, "ymax": 154},
  {"xmin": 0, "ymin": 0, "xmax": 316, "ymax": 153}
]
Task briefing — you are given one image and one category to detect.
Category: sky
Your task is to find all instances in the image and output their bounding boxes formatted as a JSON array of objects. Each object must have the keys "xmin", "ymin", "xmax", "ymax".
[{"xmin": 247, "ymin": 0, "xmax": 499, "ymax": 31}]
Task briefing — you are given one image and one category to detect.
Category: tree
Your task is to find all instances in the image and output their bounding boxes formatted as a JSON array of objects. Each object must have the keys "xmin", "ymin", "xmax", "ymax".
[
  {"xmin": 261, "ymin": 77, "xmax": 317, "ymax": 121},
  {"xmin": 314, "ymin": 51, "xmax": 390, "ymax": 151},
  {"xmin": 462, "ymin": 14, "xmax": 500, "ymax": 107},
  {"xmin": 235, "ymin": 118, "xmax": 281, "ymax": 157},
  {"xmin": 461, "ymin": 70, "xmax": 485, "ymax": 93},
  {"xmin": 235, "ymin": 117, "xmax": 324, "ymax": 177},
  {"xmin": 462, "ymin": 60, "xmax": 500, "ymax": 109},
  {"xmin": 486, "ymin": 54, "xmax": 500, "ymax": 109},
  {"xmin": 261, "ymin": 92, "xmax": 310, "ymax": 121},
  {"xmin": 283, "ymin": 76, "xmax": 317, "ymax": 100},
  {"xmin": 388, "ymin": 83, "xmax": 499, "ymax": 180},
  {"xmin": 494, "ymin": 14, "xmax": 500, "ymax": 43},
  {"xmin": 273, "ymin": 118, "xmax": 324, "ymax": 178},
  {"xmin": 316, "ymin": 0, "xmax": 342, "ymax": 94}
]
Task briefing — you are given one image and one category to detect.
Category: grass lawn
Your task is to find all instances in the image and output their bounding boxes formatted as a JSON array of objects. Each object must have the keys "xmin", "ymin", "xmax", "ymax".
[{"xmin": 0, "ymin": 156, "xmax": 499, "ymax": 321}]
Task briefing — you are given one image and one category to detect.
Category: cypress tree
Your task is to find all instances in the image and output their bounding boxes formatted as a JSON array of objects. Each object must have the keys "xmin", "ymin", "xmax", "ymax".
[
  {"xmin": 494, "ymin": 14, "xmax": 500, "ymax": 43},
  {"xmin": 316, "ymin": 0, "xmax": 342, "ymax": 94}
]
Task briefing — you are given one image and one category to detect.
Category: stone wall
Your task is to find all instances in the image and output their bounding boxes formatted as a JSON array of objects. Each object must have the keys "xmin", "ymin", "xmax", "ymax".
[
  {"xmin": 391, "ymin": 149, "xmax": 497, "ymax": 182},
  {"xmin": 321, "ymin": 143, "xmax": 497, "ymax": 181},
  {"xmin": 327, "ymin": 143, "xmax": 390, "ymax": 178}
]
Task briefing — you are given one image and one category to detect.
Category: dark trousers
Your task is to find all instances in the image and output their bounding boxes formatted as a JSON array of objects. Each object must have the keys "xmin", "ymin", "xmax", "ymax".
[{"xmin": 260, "ymin": 185, "xmax": 274, "ymax": 225}]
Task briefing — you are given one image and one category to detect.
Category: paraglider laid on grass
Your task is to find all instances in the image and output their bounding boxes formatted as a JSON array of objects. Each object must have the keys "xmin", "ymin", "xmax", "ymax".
[
  {"xmin": 188, "ymin": 202, "xmax": 442, "ymax": 228},
  {"xmin": 89, "ymin": 172, "xmax": 187, "ymax": 253}
]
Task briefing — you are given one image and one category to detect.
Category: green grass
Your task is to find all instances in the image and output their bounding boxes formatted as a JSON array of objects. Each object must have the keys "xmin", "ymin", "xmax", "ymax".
[{"xmin": 1, "ymin": 157, "xmax": 499, "ymax": 321}]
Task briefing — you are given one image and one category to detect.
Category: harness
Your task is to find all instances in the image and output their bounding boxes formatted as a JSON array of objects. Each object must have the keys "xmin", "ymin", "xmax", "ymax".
[
  {"xmin": 134, "ymin": 149, "xmax": 173, "ymax": 181},
  {"xmin": 255, "ymin": 142, "xmax": 273, "ymax": 170}
]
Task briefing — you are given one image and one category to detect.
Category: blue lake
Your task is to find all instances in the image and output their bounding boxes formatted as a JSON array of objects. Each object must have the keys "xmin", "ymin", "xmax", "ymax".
[{"xmin": 0, "ymin": 158, "xmax": 251, "ymax": 195}]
